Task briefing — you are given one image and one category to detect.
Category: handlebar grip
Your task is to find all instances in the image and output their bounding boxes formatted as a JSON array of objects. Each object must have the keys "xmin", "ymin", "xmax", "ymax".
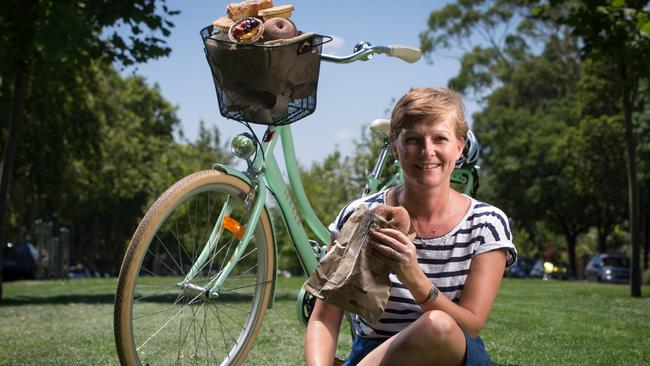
[{"xmin": 388, "ymin": 45, "xmax": 422, "ymax": 63}]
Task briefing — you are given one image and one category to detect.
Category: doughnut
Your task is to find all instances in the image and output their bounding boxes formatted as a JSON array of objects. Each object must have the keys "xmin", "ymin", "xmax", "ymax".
[
  {"xmin": 228, "ymin": 17, "xmax": 264, "ymax": 44},
  {"xmin": 262, "ymin": 17, "xmax": 297, "ymax": 41},
  {"xmin": 258, "ymin": 4, "xmax": 294, "ymax": 21},
  {"xmin": 226, "ymin": 0, "xmax": 273, "ymax": 21},
  {"xmin": 371, "ymin": 205, "xmax": 411, "ymax": 235}
]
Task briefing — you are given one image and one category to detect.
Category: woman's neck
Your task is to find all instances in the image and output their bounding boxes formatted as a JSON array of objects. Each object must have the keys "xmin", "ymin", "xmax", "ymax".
[{"xmin": 398, "ymin": 185, "xmax": 453, "ymax": 219}]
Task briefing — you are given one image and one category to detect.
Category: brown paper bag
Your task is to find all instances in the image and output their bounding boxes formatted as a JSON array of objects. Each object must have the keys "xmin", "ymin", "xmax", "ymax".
[{"xmin": 304, "ymin": 205, "xmax": 412, "ymax": 323}]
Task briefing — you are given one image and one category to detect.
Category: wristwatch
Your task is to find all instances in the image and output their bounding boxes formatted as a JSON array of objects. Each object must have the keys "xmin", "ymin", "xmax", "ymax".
[{"xmin": 416, "ymin": 285, "xmax": 439, "ymax": 305}]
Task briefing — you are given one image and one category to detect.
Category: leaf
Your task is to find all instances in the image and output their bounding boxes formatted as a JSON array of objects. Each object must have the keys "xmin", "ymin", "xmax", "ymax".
[
  {"xmin": 611, "ymin": 0, "xmax": 625, "ymax": 9},
  {"xmin": 641, "ymin": 20, "xmax": 650, "ymax": 36}
]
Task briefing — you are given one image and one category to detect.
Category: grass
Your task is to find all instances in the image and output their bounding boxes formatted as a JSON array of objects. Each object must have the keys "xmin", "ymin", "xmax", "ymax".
[{"xmin": 0, "ymin": 277, "xmax": 648, "ymax": 365}]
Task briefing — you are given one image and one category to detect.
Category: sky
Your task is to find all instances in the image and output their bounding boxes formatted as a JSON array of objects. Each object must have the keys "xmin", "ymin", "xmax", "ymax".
[{"xmin": 121, "ymin": 0, "xmax": 478, "ymax": 166}]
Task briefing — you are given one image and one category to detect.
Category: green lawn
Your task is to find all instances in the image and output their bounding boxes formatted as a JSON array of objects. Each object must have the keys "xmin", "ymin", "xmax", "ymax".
[{"xmin": 0, "ymin": 277, "xmax": 648, "ymax": 365}]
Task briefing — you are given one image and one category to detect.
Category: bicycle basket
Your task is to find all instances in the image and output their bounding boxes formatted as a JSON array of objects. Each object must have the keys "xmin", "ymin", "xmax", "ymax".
[{"xmin": 201, "ymin": 25, "xmax": 331, "ymax": 125}]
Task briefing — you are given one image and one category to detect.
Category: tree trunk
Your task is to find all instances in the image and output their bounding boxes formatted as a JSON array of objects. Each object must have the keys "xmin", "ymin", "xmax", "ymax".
[
  {"xmin": 620, "ymin": 63, "xmax": 642, "ymax": 297},
  {"xmin": 596, "ymin": 227, "xmax": 607, "ymax": 254},
  {"xmin": 0, "ymin": 62, "xmax": 28, "ymax": 298},
  {"xmin": 566, "ymin": 233, "xmax": 577, "ymax": 279},
  {"xmin": 643, "ymin": 197, "xmax": 650, "ymax": 270}
]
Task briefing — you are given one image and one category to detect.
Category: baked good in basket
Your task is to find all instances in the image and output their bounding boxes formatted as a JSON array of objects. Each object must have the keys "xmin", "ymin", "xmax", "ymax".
[
  {"xmin": 226, "ymin": 0, "xmax": 273, "ymax": 21},
  {"xmin": 263, "ymin": 17, "xmax": 297, "ymax": 40},
  {"xmin": 258, "ymin": 4, "xmax": 294, "ymax": 20}
]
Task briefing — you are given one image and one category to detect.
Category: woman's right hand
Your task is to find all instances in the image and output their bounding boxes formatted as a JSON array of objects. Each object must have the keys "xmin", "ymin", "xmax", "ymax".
[{"xmin": 368, "ymin": 227, "xmax": 432, "ymax": 303}]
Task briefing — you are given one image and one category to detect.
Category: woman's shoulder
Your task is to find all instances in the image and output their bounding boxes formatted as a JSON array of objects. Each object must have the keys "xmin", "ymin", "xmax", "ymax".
[
  {"xmin": 461, "ymin": 196, "xmax": 512, "ymax": 239},
  {"xmin": 466, "ymin": 197, "xmax": 510, "ymax": 222},
  {"xmin": 463, "ymin": 196, "xmax": 516, "ymax": 265}
]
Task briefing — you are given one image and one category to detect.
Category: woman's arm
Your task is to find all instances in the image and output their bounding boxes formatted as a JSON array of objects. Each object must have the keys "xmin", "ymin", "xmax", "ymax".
[
  {"xmin": 420, "ymin": 249, "xmax": 506, "ymax": 338},
  {"xmin": 304, "ymin": 298, "xmax": 345, "ymax": 366},
  {"xmin": 370, "ymin": 228, "xmax": 506, "ymax": 339}
]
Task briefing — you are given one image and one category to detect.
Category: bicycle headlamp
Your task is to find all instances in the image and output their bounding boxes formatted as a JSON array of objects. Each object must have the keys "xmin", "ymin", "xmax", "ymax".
[{"xmin": 231, "ymin": 133, "xmax": 257, "ymax": 160}]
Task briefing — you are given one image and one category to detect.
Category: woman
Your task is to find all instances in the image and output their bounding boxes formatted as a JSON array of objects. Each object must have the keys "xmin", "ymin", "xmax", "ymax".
[{"xmin": 304, "ymin": 87, "xmax": 516, "ymax": 366}]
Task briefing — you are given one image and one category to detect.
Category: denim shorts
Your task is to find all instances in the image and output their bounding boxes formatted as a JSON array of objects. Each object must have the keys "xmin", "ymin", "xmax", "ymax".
[{"xmin": 342, "ymin": 331, "xmax": 493, "ymax": 366}]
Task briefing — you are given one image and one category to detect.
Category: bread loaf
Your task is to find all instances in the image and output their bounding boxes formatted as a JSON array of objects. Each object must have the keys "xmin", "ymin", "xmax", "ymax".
[{"xmin": 226, "ymin": 0, "xmax": 274, "ymax": 21}]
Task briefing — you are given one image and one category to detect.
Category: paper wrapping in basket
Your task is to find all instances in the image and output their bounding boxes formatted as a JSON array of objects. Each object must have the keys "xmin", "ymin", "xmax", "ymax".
[{"xmin": 303, "ymin": 205, "xmax": 414, "ymax": 324}]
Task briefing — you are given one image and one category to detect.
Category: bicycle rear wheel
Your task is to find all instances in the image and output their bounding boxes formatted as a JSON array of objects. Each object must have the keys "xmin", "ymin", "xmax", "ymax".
[{"xmin": 114, "ymin": 170, "xmax": 275, "ymax": 366}]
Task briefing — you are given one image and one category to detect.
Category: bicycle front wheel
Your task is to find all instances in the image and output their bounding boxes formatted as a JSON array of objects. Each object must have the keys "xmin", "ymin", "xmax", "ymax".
[{"xmin": 114, "ymin": 170, "xmax": 275, "ymax": 366}]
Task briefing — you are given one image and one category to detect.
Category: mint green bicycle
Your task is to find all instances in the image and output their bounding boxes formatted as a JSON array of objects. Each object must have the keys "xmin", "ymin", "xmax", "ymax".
[{"xmin": 113, "ymin": 26, "xmax": 477, "ymax": 366}]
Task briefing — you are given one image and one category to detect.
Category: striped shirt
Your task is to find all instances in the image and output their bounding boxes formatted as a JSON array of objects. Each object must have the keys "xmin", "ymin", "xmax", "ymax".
[{"xmin": 328, "ymin": 190, "xmax": 517, "ymax": 339}]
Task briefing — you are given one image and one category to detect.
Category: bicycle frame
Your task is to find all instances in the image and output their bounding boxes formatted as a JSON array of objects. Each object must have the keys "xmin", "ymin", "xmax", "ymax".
[
  {"xmin": 246, "ymin": 124, "xmax": 330, "ymax": 275},
  {"xmin": 181, "ymin": 123, "xmax": 332, "ymax": 300}
]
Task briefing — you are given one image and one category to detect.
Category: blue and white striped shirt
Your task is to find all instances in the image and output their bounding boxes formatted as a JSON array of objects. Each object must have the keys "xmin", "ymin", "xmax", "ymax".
[{"xmin": 328, "ymin": 190, "xmax": 516, "ymax": 339}]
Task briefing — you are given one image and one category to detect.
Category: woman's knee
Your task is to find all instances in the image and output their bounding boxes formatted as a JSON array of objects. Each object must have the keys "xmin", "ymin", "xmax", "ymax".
[{"xmin": 413, "ymin": 310, "xmax": 460, "ymax": 344}]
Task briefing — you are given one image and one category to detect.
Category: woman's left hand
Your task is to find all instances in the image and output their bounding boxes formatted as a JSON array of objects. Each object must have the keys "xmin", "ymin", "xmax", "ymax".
[{"xmin": 368, "ymin": 228, "xmax": 425, "ymax": 289}]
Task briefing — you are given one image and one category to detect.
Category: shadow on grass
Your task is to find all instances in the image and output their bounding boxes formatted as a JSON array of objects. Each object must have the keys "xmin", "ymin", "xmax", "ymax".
[
  {"xmin": 1, "ymin": 293, "xmax": 117, "ymax": 306},
  {"xmin": 1, "ymin": 290, "xmax": 300, "ymax": 306}
]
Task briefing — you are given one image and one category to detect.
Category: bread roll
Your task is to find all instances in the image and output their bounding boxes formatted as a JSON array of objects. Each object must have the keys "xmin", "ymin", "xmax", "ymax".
[{"xmin": 226, "ymin": 0, "xmax": 274, "ymax": 21}]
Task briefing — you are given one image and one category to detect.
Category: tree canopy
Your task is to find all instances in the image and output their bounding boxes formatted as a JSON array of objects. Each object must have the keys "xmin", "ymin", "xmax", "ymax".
[
  {"xmin": 0, "ymin": 1, "xmax": 181, "ymax": 274},
  {"xmin": 421, "ymin": 0, "xmax": 649, "ymax": 290}
]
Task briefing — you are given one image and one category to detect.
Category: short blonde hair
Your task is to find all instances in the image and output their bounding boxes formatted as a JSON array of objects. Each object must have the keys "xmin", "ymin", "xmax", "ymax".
[{"xmin": 390, "ymin": 87, "xmax": 468, "ymax": 142}]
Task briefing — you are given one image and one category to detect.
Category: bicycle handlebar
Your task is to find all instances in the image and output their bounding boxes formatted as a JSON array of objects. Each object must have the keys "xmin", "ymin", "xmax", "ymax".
[{"xmin": 320, "ymin": 41, "xmax": 422, "ymax": 64}]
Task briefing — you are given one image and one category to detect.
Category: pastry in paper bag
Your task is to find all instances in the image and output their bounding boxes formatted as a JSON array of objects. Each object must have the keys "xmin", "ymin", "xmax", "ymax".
[{"xmin": 303, "ymin": 204, "xmax": 413, "ymax": 323}]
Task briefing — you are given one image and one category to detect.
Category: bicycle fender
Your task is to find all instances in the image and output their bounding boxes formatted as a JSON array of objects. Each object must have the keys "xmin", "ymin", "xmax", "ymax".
[
  {"xmin": 212, "ymin": 163, "xmax": 279, "ymax": 308},
  {"xmin": 213, "ymin": 163, "xmax": 252, "ymax": 185}
]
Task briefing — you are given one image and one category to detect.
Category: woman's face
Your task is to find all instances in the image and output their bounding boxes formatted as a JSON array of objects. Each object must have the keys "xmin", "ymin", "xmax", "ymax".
[{"xmin": 393, "ymin": 117, "xmax": 464, "ymax": 190}]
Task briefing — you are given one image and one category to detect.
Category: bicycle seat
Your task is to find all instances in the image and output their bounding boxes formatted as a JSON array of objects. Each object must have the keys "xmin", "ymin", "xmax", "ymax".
[{"xmin": 370, "ymin": 118, "xmax": 391, "ymax": 139}]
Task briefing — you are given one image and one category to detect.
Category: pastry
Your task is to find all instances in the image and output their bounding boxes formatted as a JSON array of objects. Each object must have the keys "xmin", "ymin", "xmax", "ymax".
[
  {"xmin": 226, "ymin": 0, "xmax": 274, "ymax": 21},
  {"xmin": 258, "ymin": 4, "xmax": 294, "ymax": 20},
  {"xmin": 371, "ymin": 205, "xmax": 411, "ymax": 235},
  {"xmin": 262, "ymin": 17, "xmax": 297, "ymax": 40},
  {"xmin": 228, "ymin": 17, "xmax": 264, "ymax": 44},
  {"xmin": 213, "ymin": 16, "xmax": 234, "ymax": 33}
]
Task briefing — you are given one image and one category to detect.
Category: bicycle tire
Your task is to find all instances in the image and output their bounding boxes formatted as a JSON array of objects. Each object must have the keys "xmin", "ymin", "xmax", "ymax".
[{"xmin": 114, "ymin": 169, "xmax": 275, "ymax": 366}]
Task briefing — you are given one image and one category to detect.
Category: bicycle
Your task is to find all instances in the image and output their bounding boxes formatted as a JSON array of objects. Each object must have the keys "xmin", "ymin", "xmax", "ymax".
[{"xmin": 113, "ymin": 24, "xmax": 478, "ymax": 366}]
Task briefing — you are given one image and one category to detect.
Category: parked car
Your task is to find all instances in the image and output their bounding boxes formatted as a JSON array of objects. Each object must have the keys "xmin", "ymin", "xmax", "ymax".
[
  {"xmin": 529, "ymin": 259, "xmax": 572, "ymax": 280},
  {"xmin": 68, "ymin": 264, "xmax": 91, "ymax": 279},
  {"xmin": 505, "ymin": 256, "xmax": 536, "ymax": 278},
  {"xmin": 1, "ymin": 242, "xmax": 38, "ymax": 281},
  {"xmin": 585, "ymin": 253, "xmax": 630, "ymax": 284}
]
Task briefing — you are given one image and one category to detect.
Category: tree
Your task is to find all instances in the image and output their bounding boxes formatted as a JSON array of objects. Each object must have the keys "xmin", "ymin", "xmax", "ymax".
[
  {"xmin": 635, "ymin": 85, "xmax": 650, "ymax": 270},
  {"xmin": 419, "ymin": 0, "xmax": 546, "ymax": 98},
  {"xmin": 472, "ymin": 51, "xmax": 592, "ymax": 274},
  {"xmin": 420, "ymin": 0, "xmax": 643, "ymax": 281},
  {"xmin": 0, "ymin": 0, "xmax": 179, "ymax": 256},
  {"xmin": 0, "ymin": 58, "xmax": 231, "ymax": 273},
  {"xmin": 535, "ymin": 0, "xmax": 650, "ymax": 297},
  {"xmin": 562, "ymin": 116, "xmax": 627, "ymax": 252},
  {"xmin": 421, "ymin": 1, "xmax": 593, "ymax": 273}
]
